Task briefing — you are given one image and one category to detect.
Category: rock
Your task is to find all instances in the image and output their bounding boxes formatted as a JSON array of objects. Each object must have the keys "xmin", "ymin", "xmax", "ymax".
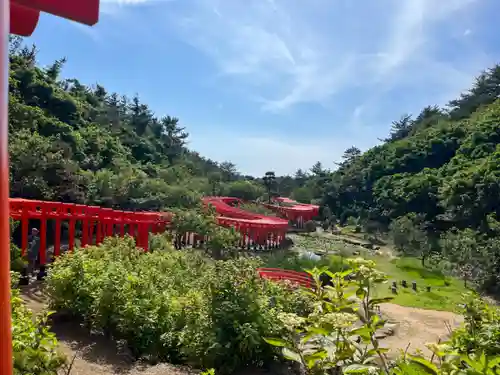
[{"xmin": 300, "ymin": 251, "xmax": 322, "ymax": 262}]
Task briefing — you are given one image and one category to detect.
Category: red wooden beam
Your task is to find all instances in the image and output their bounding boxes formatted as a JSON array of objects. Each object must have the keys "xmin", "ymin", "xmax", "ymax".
[
  {"xmin": 9, "ymin": 3, "xmax": 39, "ymax": 36},
  {"xmin": 13, "ymin": 0, "xmax": 99, "ymax": 25}
]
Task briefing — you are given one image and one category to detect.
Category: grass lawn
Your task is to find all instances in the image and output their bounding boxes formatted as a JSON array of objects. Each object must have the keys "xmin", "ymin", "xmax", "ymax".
[
  {"xmin": 275, "ymin": 233, "xmax": 470, "ymax": 312},
  {"xmin": 368, "ymin": 256, "xmax": 470, "ymax": 312}
]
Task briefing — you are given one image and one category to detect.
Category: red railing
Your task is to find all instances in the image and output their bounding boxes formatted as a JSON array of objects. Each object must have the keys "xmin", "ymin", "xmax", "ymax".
[
  {"xmin": 9, "ymin": 199, "xmax": 170, "ymax": 260},
  {"xmin": 257, "ymin": 267, "xmax": 314, "ymax": 288},
  {"xmin": 8, "ymin": 198, "xmax": 290, "ymax": 266}
]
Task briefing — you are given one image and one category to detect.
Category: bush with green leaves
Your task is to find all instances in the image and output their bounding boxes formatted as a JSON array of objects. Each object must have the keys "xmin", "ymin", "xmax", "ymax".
[
  {"xmin": 11, "ymin": 272, "xmax": 66, "ymax": 375},
  {"xmin": 449, "ymin": 294, "xmax": 500, "ymax": 357},
  {"xmin": 262, "ymin": 260, "xmax": 500, "ymax": 375},
  {"xmin": 169, "ymin": 204, "xmax": 240, "ymax": 258},
  {"xmin": 46, "ymin": 237, "xmax": 313, "ymax": 373},
  {"xmin": 10, "ymin": 219, "xmax": 26, "ymax": 272},
  {"xmin": 304, "ymin": 220, "xmax": 317, "ymax": 233}
]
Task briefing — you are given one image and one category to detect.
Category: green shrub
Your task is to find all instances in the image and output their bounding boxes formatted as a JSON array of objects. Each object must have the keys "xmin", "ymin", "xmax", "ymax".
[
  {"xmin": 11, "ymin": 243, "xmax": 26, "ymax": 273},
  {"xmin": 46, "ymin": 237, "xmax": 312, "ymax": 373},
  {"xmin": 450, "ymin": 294, "xmax": 500, "ymax": 356},
  {"xmin": 304, "ymin": 220, "xmax": 316, "ymax": 233},
  {"xmin": 9, "ymin": 220, "xmax": 26, "ymax": 272},
  {"xmin": 239, "ymin": 202, "xmax": 278, "ymax": 217},
  {"xmin": 11, "ymin": 272, "xmax": 66, "ymax": 375},
  {"xmin": 263, "ymin": 252, "xmax": 347, "ymax": 274}
]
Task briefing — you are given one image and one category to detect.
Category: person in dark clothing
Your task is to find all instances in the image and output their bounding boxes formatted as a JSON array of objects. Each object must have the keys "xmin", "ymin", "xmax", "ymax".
[{"xmin": 27, "ymin": 228, "xmax": 40, "ymax": 277}]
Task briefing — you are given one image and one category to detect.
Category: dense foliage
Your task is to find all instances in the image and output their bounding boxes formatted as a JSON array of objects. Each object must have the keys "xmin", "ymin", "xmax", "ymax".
[
  {"xmin": 46, "ymin": 237, "xmax": 312, "ymax": 373},
  {"xmin": 11, "ymin": 273, "xmax": 66, "ymax": 375}
]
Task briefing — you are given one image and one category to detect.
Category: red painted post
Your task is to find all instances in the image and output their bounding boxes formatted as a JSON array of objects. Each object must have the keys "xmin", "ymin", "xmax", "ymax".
[
  {"xmin": 0, "ymin": 0, "xmax": 13, "ymax": 372},
  {"xmin": 54, "ymin": 218, "xmax": 61, "ymax": 257},
  {"xmin": 96, "ymin": 219, "xmax": 102, "ymax": 244},
  {"xmin": 39, "ymin": 203, "xmax": 47, "ymax": 265},
  {"xmin": 68, "ymin": 218, "xmax": 75, "ymax": 250},
  {"xmin": 81, "ymin": 215, "xmax": 88, "ymax": 247},
  {"xmin": 141, "ymin": 223, "xmax": 149, "ymax": 251},
  {"xmin": 21, "ymin": 215, "xmax": 28, "ymax": 257}
]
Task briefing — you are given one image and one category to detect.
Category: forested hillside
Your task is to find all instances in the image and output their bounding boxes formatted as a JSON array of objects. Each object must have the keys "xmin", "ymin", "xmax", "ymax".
[
  {"xmin": 7, "ymin": 36, "xmax": 267, "ymax": 210},
  {"xmin": 286, "ymin": 65, "xmax": 500, "ymax": 292}
]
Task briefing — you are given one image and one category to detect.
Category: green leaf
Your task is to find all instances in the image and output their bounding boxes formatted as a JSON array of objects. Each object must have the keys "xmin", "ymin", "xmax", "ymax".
[
  {"xmin": 282, "ymin": 348, "xmax": 302, "ymax": 363},
  {"xmin": 304, "ymin": 350, "xmax": 328, "ymax": 368},
  {"xmin": 306, "ymin": 326, "xmax": 330, "ymax": 336},
  {"xmin": 351, "ymin": 326, "xmax": 372, "ymax": 340},
  {"xmin": 408, "ymin": 355, "xmax": 439, "ymax": 375},
  {"xmin": 339, "ymin": 269, "xmax": 354, "ymax": 278},
  {"xmin": 343, "ymin": 364, "xmax": 372, "ymax": 374},
  {"xmin": 488, "ymin": 356, "xmax": 500, "ymax": 368},
  {"xmin": 368, "ymin": 297, "xmax": 394, "ymax": 306},
  {"xmin": 356, "ymin": 287, "xmax": 368, "ymax": 299},
  {"xmin": 263, "ymin": 337, "xmax": 288, "ymax": 347}
]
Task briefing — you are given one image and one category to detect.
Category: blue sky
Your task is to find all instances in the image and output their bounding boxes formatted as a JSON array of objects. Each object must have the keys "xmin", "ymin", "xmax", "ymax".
[{"xmin": 29, "ymin": 0, "xmax": 500, "ymax": 176}]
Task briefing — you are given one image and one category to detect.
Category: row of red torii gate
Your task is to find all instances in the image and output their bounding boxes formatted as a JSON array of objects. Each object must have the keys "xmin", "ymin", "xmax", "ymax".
[{"xmin": 9, "ymin": 196, "xmax": 320, "ymax": 266}]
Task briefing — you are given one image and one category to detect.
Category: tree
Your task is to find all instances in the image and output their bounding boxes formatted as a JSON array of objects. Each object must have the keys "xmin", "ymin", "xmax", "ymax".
[
  {"xmin": 223, "ymin": 180, "xmax": 265, "ymax": 201},
  {"xmin": 310, "ymin": 161, "xmax": 324, "ymax": 176},
  {"xmin": 262, "ymin": 171, "xmax": 276, "ymax": 203},
  {"xmin": 336, "ymin": 146, "xmax": 361, "ymax": 169},
  {"xmin": 448, "ymin": 65, "xmax": 500, "ymax": 120},
  {"xmin": 208, "ymin": 172, "xmax": 223, "ymax": 196},
  {"xmin": 159, "ymin": 116, "xmax": 188, "ymax": 163},
  {"xmin": 440, "ymin": 229, "xmax": 486, "ymax": 287},
  {"xmin": 219, "ymin": 161, "xmax": 237, "ymax": 182},
  {"xmin": 45, "ymin": 57, "xmax": 67, "ymax": 81},
  {"xmin": 384, "ymin": 114, "xmax": 413, "ymax": 142},
  {"xmin": 291, "ymin": 187, "xmax": 313, "ymax": 204},
  {"xmin": 389, "ymin": 215, "xmax": 434, "ymax": 267},
  {"xmin": 129, "ymin": 94, "xmax": 153, "ymax": 136}
]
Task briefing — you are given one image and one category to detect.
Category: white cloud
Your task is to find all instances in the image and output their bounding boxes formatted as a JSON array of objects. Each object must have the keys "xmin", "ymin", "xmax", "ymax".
[{"xmin": 171, "ymin": 0, "xmax": 480, "ymax": 112}]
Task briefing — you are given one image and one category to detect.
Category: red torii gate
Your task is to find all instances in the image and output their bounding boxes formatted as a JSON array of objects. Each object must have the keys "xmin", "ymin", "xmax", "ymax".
[{"xmin": 1, "ymin": 2, "xmax": 100, "ymax": 373}]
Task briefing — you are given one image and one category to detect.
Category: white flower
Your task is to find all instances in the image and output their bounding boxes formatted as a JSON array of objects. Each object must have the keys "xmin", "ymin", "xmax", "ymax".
[
  {"xmin": 317, "ymin": 312, "xmax": 358, "ymax": 328},
  {"xmin": 278, "ymin": 312, "xmax": 306, "ymax": 330}
]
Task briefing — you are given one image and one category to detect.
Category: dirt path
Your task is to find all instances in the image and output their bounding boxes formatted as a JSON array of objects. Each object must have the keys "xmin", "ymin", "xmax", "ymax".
[
  {"xmin": 20, "ymin": 282, "xmax": 462, "ymax": 375},
  {"xmin": 379, "ymin": 303, "xmax": 463, "ymax": 357}
]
